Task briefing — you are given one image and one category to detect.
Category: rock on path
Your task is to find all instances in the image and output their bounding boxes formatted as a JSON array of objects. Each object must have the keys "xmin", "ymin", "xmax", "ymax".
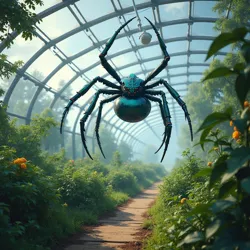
[{"xmin": 63, "ymin": 182, "xmax": 162, "ymax": 250}]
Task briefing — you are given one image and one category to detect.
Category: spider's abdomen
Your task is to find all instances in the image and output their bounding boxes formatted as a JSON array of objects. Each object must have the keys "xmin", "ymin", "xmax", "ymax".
[{"xmin": 114, "ymin": 97, "xmax": 151, "ymax": 123}]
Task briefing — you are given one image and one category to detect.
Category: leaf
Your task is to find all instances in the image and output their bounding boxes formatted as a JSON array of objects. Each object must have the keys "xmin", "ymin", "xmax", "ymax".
[
  {"xmin": 187, "ymin": 203, "xmax": 212, "ymax": 216},
  {"xmin": 206, "ymin": 27, "xmax": 248, "ymax": 60},
  {"xmin": 210, "ymin": 197, "xmax": 236, "ymax": 213},
  {"xmin": 203, "ymin": 67, "xmax": 237, "ymax": 81},
  {"xmin": 234, "ymin": 63, "xmax": 245, "ymax": 72},
  {"xmin": 199, "ymin": 129, "xmax": 213, "ymax": 150},
  {"xmin": 241, "ymin": 178, "xmax": 250, "ymax": 194},
  {"xmin": 197, "ymin": 107, "xmax": 232, "ymax": 133},
  {"xmin": 222, "ymin": 147, "xmax": 250, "ymax": 183},
  {"xmin": 218, "ymin": 179, "xmax": 237, "ymax": 198},
  {"xmin": 235, "ymin": 73, "xmax": 250, "ymax": 107},
  {"xmin": 209, "ymin": 155, "xmax": 228, "ymax": 189},
  {"xmin": 194, "ymin": 168, "xmax": 212, "ymax": 178},
  {"xmin": 177, "ymin": 231, "xmax": 204, "ymax": 247},
  {"xmin": 233, "ymin": 118, "xmax": 248, "ymax": 134},
  {"xmin": 206, "ymin": 219, "xmax": 223, "ymax": 239}
]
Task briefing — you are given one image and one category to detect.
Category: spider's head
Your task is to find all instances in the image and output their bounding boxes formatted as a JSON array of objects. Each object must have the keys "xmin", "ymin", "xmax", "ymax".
[{"xmin": 122, "ymin": 74, "xmax": 143, "ymax": 96}]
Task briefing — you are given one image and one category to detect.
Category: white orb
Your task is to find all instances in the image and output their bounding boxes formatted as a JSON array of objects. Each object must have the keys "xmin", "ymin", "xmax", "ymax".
[{"xmin": 139, "ymin": 31, "xmax": 152, "ymax": 45}]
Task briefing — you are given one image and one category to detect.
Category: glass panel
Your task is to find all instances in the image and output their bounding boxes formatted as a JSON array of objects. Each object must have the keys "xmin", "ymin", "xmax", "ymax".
[
  {"xmin": 57, "ymin": 31, "xmax": 93, "ymax": 57},
  {"xmin": 34, "ymin": 0, "xmax": 59, "ymax": 13},
  {"xmin": 160, "ymin": 2, "xmax": 189, "ymax": 21},
  {"xmin": 189, "ymin": 75, "xmax": 202, "ymax": 82},
  {"xmin": 169, "ymin": 55, "xmax": 188, "ymax": 66},
  {"xmin": 189, "ymin": 66, "xmax": 208, "ymax": 73},
  {"xmin": 73, "ymin": 49, "xmax": 100, "ymax": 69},
  {"xmin": 3, "ymin": 35, "xmax": 44, "ymax": 64},
  {"xmin": 31, "ymin": 89, "xmax": 54, "ymax": 118},
  {"xmin": 190, "ymin": 40, "xmax": 212, "ymax": 51},
  {"xmin": 47, "ymin": 65, "xmax": 76, "ymax": 90},
  {"xmin": 76, "ymin": 0, "xmax": 114, "ymax": 22},
  {"xmin": 120, "ymin": 0, "xmax": 148, "ymax": 8},
  {"xmin": 139, "ymin": 45, "xmax": 161, "ymax": 59},
  {"xmin": 192, "ymin": 23, "xmax": 219, "ymax": 37},
  {"xmin": 162, "ymin": 24, "xmax": 188, "ymax": 38},
  {"xmin": 28, "ymin": 50, "xmax": 61, "ymax": 79},
  {"xmin": 144, "ymin": 59, "xmax": 162, "ymax": 70},
  {"xmin": 189, "ymin": 54, "xmax": 211, "ymax": 63},
  {"xmin": 85, "ymin": 65, "xmax": 107, "ymax": 79},
  {"xmin": 91, "ymin": 18, "xmax": 123, "ymax": 41},
  {"xmin": 37, "ymin": 8, "xmax": 80, "ymax": 39},
  {"xmin": 125, "ymin": 8, "xmax": 154, "ymax": 31},
  {"xmin": 171, "ymin": 75, "xmax": 188, "ymax": 84},
  {"xmin": 7, "ymin": 79, "xmax": 37, "ymax": 117},
  {"xmin": 169, "ymin": 67, "xmax": 187, "ymax": 75},
  {"xmin": 193, "ymin": 1, "xmax": 219, "ymax": 18},
  {"xmin": 111, "ymin": 52, "xmax": 138, "ymax": 67},
  {"xmin": 167, "ymin": 41, "xmax": 188, "ymax": 53},
  {"xmin": 108, "ymin": 37, "xmax": 133, "ymax": 55},
  {"xmin": 120, "ymin": 65, "xmax": 142, "ymax": 76}
]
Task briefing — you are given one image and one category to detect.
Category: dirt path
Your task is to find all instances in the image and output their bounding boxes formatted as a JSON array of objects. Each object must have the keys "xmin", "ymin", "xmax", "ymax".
[{"xmin": 63, "ymin": 182, "xmax": 162, "ymax": 250}]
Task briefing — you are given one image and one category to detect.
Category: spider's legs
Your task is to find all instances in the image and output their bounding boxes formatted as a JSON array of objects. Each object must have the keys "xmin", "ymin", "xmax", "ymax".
[
  {"xmin": 145, "ymin": 79, "xmax": 193, "ymax": 141},
  {"xmin": 143, "ymin": 18, "xmax": 170, "ymax": 85},
  {"xmin": 99, "ymin": 17, "xmax": 136, "ymax": 84},
  {"xmin": 145, "ymin": 91, "xmax": 172, "ymax": 162},
  {"xmin": 95, "ymin": 94, "xmax": 121, "ymax": 158},
  {"xmin": 144, "ymin": 79, "xmax": 162, "ymax": 90},
  {"xmin": 80, "ymin": 89, "xmax": 120, "ymax": 160},
  {"xmin": 161, "ymin": 79, "xmax": 193, "ymax": 141},
  {"xmin": 60, "ymin": 76, "xmax": 120, "ymax": 133}
]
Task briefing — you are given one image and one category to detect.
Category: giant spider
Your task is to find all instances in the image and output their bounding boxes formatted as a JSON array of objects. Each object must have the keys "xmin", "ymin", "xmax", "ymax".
[{"xmin": 60, "ymin": 17, "xmax": 193, "ymax": 162}]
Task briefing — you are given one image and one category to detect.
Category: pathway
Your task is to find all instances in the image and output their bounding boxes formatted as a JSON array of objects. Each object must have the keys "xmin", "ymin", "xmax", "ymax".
[{"xmin": 63, "ymin": 182, "xmax": 162, "ymax": 250}]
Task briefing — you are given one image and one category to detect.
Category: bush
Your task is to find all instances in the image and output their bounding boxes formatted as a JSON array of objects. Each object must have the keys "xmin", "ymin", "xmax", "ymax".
[{"xmin": 107, "ymin": 170, "xmax": 139, "ymax": 195}]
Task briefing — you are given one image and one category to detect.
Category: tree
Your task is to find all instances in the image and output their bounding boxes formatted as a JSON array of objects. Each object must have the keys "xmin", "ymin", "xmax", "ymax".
[
  {"xmin": 213, "ymin": 0, "xmax": 250, "ymax": 32},
  {"xmin": 0, "ymin": 0, "xmax": 43, "ymax": 78},
  {"xmin": 143, "ymin": 144, "xmax": 159, "ymax": 163},
  {"xmin": 94, "ymin": 126, "xmax": 118, "ymax": 163},
  {"xmin": 118, "ymin": 141, "xmax": 133, "ymax": 162}
]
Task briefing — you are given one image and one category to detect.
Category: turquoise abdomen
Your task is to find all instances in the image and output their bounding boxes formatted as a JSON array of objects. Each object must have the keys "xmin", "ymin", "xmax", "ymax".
[{"xmin": 114, "ymin": 97, "xmax": 151, "ymax": 122}]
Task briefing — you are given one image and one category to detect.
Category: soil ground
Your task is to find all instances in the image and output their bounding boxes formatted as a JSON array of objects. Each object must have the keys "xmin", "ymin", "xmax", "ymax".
[{"xmin": 58, "ymin": 182, "xmax": 161, "ymax": 250}]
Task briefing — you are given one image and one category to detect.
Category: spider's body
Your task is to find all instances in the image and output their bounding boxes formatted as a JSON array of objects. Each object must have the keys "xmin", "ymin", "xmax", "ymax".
[
  {"xmin": 114, "ymin": 73, "xmax": 150, "ymax": 122},
  {"xmin": 60, "ymin": 17, "xmax": 193, "ymax": 162}
]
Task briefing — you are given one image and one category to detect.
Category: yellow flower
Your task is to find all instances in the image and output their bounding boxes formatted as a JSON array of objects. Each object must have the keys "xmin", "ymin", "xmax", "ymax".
[
  {"xmin": 244, "ymin": 101, "xmax": 249, "ymax": 108},
  {"xmin": 232, "ymin": 131, "xmax": 240, "ymax": 139},
  {"xmin": 13, "ymin": 157, "xmax": 27, "ymax": 164},
  {"xmin": 230, "ymin": 120, "xmax": 233, "ymax": 127},
  {"xmin": 207, "ymin": 162, "xmax": 212, "ymax": 167},
  {"xmin": 63, "ymin": 203, "xmax": 68, "ymax": 207},
  {"xmin": 20, "ymin": 163, "xmax": 27, "ymax": 170},
  {"xmin": 180, "ymin": 198, "xmax": 187, "ymax": 204}
]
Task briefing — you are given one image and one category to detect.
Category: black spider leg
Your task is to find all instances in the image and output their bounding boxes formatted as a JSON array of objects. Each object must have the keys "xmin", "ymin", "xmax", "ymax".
[
  {"xmin": 80, "ymin": 89, "xmax": 121, "ymax": 160},
  {"xmin": 146, "ymin": 79, "xmax": 193, "ymax": 141},
  {"xmin": 145, "ymin": 94, "xmax": 172, "ymax": 162},
  {"xmin": 60, "ymin": 76, "xmax": 120, "ymax": 133},
  {"xmin": 99, "ymin": 17, "xmax": 136, "ymax": 84},
  {"xmin": 145, "ymin": 91, "xmax": 172, "ymax": 162},
  {"xmin": 142, "ymin": 17, "xmax": 170, "ymax": 86},
  {"xmin": 95, "ymin": 94, "xmax": 121, "ymax": 158}
]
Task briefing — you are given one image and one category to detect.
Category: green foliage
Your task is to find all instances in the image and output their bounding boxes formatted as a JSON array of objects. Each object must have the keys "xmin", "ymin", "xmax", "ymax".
[
  {"xmin": 145, "ymin": 26, "xmax": 250, "ymax": 250},
  {"xmin": 107, "ymin": 170, "xmax": 139, "ymax": 196},
  {"xmin": 213, "ymin": 0, "xmax": 250, "ymax": 32},
  {"xmin": 0, "ymin": 0, "xmax": 43, "ymax": 81},
  {"xmin": 0, "ymin": 0, "xmax": 43, "ymax": 46}
]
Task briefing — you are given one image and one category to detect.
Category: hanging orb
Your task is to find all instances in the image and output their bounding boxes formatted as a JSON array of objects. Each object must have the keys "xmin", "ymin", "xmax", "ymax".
[{"xmin": 139, "ymin": 31, "xmax": 152, "ymax": 45}]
